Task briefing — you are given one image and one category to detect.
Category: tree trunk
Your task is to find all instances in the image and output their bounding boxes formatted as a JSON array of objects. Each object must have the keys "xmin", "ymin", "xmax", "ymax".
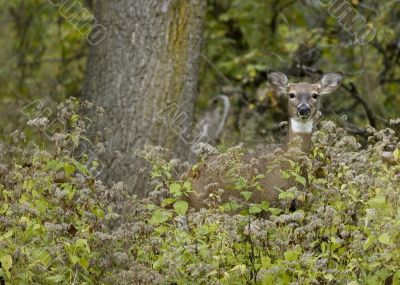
[{"xmin": 83, "ymin": 0, "xmax": 207, "ymax": 195}]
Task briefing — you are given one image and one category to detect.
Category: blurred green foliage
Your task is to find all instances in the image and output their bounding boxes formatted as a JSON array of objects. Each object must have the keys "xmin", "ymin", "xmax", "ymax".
[
  {"xmin": 0, "ymin": 0, "xmax": 399, "ymax": 140},
  {"xmin": 0, "ymin": 0, "xmax": 89, "ymax": 136},
  {"xmin": 199, "ymin": 0, "xmax": 400, "ymax": 144}
]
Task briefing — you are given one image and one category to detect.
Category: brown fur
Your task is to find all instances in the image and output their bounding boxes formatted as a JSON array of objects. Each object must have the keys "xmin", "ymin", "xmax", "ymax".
[{"xmin": 186, "ymin": 129, "xmax": 311, "ymax": 210}]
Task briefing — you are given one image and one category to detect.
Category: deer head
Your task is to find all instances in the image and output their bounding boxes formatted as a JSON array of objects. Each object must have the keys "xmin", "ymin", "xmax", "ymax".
[{"xmin": 268, "ymin": 71, "xmax": 343, "ymax": 134}]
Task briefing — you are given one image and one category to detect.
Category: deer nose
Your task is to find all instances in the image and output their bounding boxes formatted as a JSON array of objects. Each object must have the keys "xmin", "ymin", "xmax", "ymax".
[{"xmin": 297, "ymin": 104, "xmax": 311, "ymax": 117}]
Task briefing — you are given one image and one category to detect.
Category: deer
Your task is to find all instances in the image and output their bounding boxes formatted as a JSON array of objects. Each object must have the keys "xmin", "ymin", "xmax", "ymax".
[{"xmin": 186, "ymin": 71, "xmax": 344, "ymax": 211}]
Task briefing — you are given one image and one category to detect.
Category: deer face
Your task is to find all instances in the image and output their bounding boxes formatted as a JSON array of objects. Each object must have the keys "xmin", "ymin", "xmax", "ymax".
[{"xmin": 268, "ymin": 71, "xmax": 343, "ymax": 124}]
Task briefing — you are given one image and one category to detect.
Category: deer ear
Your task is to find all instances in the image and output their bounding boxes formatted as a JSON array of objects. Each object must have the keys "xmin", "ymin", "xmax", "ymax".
[
  {"xmin": 319, "ymin": 72, "xmax": 343, "ymax": 95},
  {"xmin": 267, "ymin": 71, "xmax": 288, "ymax": 94}
]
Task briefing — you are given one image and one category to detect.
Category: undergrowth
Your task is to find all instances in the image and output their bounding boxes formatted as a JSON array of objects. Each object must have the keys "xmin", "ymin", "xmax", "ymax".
[{"xmin": 0, "ymin": 99, "xmax": 399, "ymax": 284}]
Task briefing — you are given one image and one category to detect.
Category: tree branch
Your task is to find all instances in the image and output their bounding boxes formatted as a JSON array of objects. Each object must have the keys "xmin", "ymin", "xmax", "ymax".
[{"xmin": 341, "ymin": 83, "xmax": 377, "ymax": 128}]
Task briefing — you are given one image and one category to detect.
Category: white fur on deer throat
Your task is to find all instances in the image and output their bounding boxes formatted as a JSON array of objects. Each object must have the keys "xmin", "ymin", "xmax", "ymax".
[{"xmin": 290, "ymin": 118, "xmax": 313, "ymax": 134}]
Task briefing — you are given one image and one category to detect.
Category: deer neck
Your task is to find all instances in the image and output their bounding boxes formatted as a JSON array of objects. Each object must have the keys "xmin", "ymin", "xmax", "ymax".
[{"xmin": 284, "ymin": 118, "xmax": 313, "ymax": 153}]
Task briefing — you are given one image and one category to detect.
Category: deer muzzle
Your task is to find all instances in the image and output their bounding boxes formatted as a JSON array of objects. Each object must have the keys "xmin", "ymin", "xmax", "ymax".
[{"xmin": 297, "ymin": 104, "xmax": 311, "ymax": 118}]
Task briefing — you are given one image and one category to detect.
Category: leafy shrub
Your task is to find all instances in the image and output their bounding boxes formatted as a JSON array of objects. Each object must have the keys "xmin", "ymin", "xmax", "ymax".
[
  {"xmin": 1, "ymin": 99, "xmax": 399, "ymax": 284},
  {"xmin": 135, "ymin": 121, "xmax": 400, "ymax": 284},
  {"xmin": 0, "ymin": 99, "xmax": 158, "ymax": 284}
]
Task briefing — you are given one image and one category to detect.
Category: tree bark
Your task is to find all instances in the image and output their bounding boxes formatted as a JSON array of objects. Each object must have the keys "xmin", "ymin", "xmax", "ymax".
[{"xmin": 83, "ymin": 0, "xmax": 207, "ymax": 195}]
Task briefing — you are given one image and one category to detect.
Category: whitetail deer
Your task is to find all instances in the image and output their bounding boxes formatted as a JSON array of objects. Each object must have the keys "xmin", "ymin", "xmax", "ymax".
[{"xmin": 187, "ymin": 71, "xmax": 344, "ymax": 210}]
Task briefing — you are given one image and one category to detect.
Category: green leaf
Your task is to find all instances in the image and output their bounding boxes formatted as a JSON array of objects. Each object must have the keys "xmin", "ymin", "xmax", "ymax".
[
  {"xmin": 261, "ymin": 256, "xmax": 271, "ymax": 267},
  {"xmin": 255, "ymin": 174, "xmax": 265, "ymax": 180},
  {"xmin": 221, "ymin": 202, "xmax": 241, "ymax": 212},
  {"xmin": 64, "ymin": 163, "xmax": 76, "ymax": 178},
  {"xmin": 149, "ymin": 209, "xmax": 171, "ymax": 225},
  {"xmin": 206, "ymin": 270, "xmax": 218, "ymax": 278},
  {"xmin": 44, "ymin": 160, "xmax": 64, "ymax": 172},
  {"xmin": 173, "ymin": 200, "xmax": 188, "ymax": 215},
  {"xmin": 146, "ymin": 204, "xmax": 156, "ymax": 210},
  {"xmin": 62, "ymin": 184, "xmax": 76, "ymax": 201},
  {"xmin": 93, "ymin": 207, "xmax": 105, "ymax": 219},
  {"xmin": 261, "ymin": 201, "xmax": 270, "ymax": 211},
  {"xmin": 235, "ymin": 178, "xmax": 247, "ymax": 190},
  {"xmin": 394, "ymin": 149, "xmax": 399, "ymax": 160},
  {"xmin": 161, "ymin": 198, "xmax": 176, "ymax": 208},
  {"xmin": 324, "ymin": 274, "xmax": 334, "ymax": 281},
  {"xmin": 153, "ymin": 257, "xmax": 165, "ymax": 270},
  {"xmin": 249, "ymin": 204, "xmax": 262, "ymax": 214},
  {"xmin": 70, "ymin": 255, "xmax": 80, "ymax": 265},
  {"xmin": 79, "ymin": 257, "xmax": 89, "ymax": 270},
  {"xmin": 76, "ymin": 239, "xmax": 91, "ymax": 253},
  {"xmin": 46, "ymin": 273, "xmax": 66, "ymax": 283},
  {"xmin": 0, "ymin": 230, "xmax": 14, "ymax": 242},
  {"xmin": 169, "ymin": 183, "xmax": 182, "ymax": 197},
  {"xmin": 378, "ymin": 233, "xmax": 392, "ymax": 245},
  {"xmin": 240, "ymin": 191, "xmax": 253, "ymax": 201},
  {"xmin": 70, "ymin": 133, "xmax": 80, "ymax": 147},
  {"xmin": 278, "ymin": 191, "xmax": 295, "ymax": 200},
  {"xmin": 284, "ymin": 247, "xmax": 301, "ymax": 261},
  {"xmin": 35, "ymin": 199, "xmax": 49, "ymax": 214},
  {"xmin": 363, "ymin": 237, "xmax": 375, "ymax": 251},
  {"xmin": 73, "ymin": 161, "xmax": 91, "ymax": 176},
  {"xmin": 229, "ymin": 264, "xmax": 246, "ymax": 274},
  {"xmin": 284, "ymin": 250, "xmax": 297, "ymax": 261},
  {"xmin": 71, "ymin": 114, "xmax": 80, "ymax": 124},
  {"xmin": 393, "ymin": 271, "xmax": 400, "ymax": 284},
  {"xmin": 368, "ymin": 195, "xmax": 387, "ymax": 210},
  {"xmin": 0, "ymin": 202, "xmax": 9, "ymax": 214},
  {"xmin": 31, "ymin": 249, "xmax": 51, "ymax": 267},
  {"xmin": 294, "ymin": 173, "xmax": 306, "ymax": 186},
  {"xmin": 269, "ymin": 208, "xmax": 283, "ymax": 215},
  {"xmin": 0, "ymin": 255, "xmax": 12, "ymax": 272},
  {"xmin": 281, "ymin": 171, "xmax": 290, "ymax": 179},
  {"xmin": 183, "ymin": 181, "xmax": 192, "ymax": 191},
  {"xmin": 321, "ymin": 242, "xmax": 327, "ymax": 253}
]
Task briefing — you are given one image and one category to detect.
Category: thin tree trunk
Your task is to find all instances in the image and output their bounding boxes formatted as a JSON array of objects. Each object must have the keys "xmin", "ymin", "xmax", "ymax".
[{"xmin": 83, "ymin": 0, "xmax": 207, "ymax": 195}]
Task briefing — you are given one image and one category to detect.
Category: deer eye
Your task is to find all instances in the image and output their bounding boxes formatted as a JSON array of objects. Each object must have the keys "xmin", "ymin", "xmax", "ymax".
[
  {"xmin": 312, "ymin": 93, "xmax": 319, "ymax": 99},
  {"xmin": 289, "ymin": 93, "xmax": 296, "ymax": 99}
]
